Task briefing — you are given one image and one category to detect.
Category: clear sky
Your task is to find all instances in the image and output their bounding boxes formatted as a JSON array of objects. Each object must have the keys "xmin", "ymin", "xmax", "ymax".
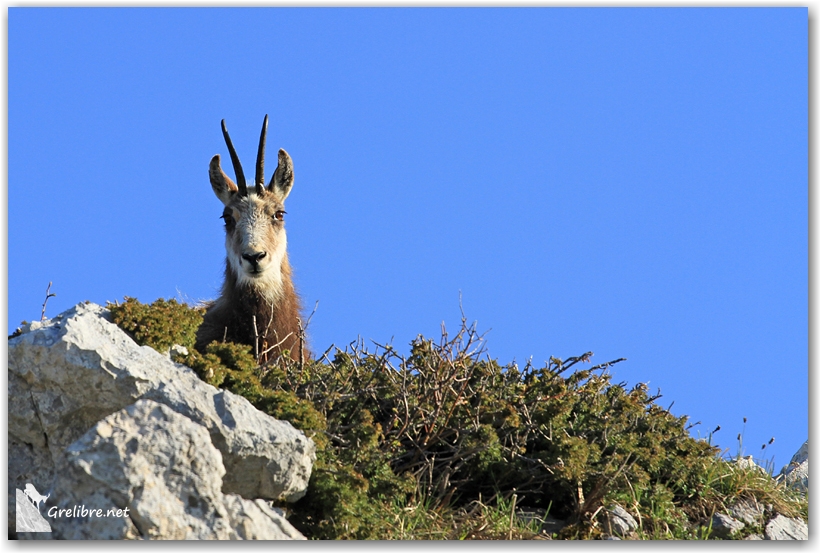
[{"xmin": 8, "ymin": 7, "xmax": 807, "ymax": 472}]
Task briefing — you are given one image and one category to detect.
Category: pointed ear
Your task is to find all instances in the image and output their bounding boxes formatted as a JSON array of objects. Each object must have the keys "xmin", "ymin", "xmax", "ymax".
[
  {"xmin": 209, "ymin": 154, "xmax": 238, "ymax": 205},
  {"xmin": 268, "ymin": 149, "xmax": 294, "ymax": 200}
]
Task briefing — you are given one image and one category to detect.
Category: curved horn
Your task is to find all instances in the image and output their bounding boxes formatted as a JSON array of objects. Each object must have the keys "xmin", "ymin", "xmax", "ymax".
[
  {"xmin": 255, "ymin": 114, "xmax": 268, "ymax": 196},
  {"xmin": 221, "ymin": 119, "xmax": 247, "ymax": 196}
]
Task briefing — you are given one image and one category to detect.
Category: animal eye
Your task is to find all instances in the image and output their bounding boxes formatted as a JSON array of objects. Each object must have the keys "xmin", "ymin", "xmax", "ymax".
[
  {"xmin": 274, "ymin": 211, "xmax": 286, "ymax": 221},
  {"xmin": 221, "ymin": 213, "xmax": 234, "ymax": 226}
]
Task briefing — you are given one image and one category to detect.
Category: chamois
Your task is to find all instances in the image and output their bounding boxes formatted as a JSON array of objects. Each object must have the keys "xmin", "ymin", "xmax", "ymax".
[{"xmin": 194, "ymin": 115, "xmax": 306, "ymax": 362}]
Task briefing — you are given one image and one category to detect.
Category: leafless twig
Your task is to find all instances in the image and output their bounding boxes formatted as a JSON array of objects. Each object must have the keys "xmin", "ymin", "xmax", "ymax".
[
  {"xmin": 40, "ymin": 281, "xmax": 56, "ymax": 321},
  {"xmin": 257, "ymin": 331, "xmax": 296, "ymax": 363},
  {"xmin": 253, "ymin": 315, "xmax": 260, "ymax": 360},
  {"xmin": 298, "ymin": 317, "xmax": 305, "ymax": 371},
  {"xmin": 304, "ymin": 300, "xmax": 319, "ymax": 330}
]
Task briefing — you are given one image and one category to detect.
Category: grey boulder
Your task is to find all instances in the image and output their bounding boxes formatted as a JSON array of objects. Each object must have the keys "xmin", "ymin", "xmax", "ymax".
[
  {"xmin": 709, "ymin": 513, "xmax": 744, "ymax": 539},
  {"xmin": 25, "ymin": 400, "xmax": 304, "ymax": 540},
  {"xmin": 764, "ymin": 514, "xmax": 808, "ymax": 540},
  {"xmin": 8, "ymin": 302, "xmax": 316, "ymax": 538}
]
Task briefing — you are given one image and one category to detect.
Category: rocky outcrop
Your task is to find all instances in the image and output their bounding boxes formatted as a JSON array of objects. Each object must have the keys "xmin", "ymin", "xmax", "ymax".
[
  {"xmin": 8, "ymin": 302, "xmax": 316, "ymax": 539},
  {"xmin": 20, "ymin": 400, "xmax": 304, "ymax": 540},
  {"xmin": 708, "ymin": 442, "xmax": 809, "ymax": 541},
  {"xmin": 779, "ymin": 440, "xmax": 808, "ymax": 492},
  {"xmin": 765, "ymin": 514, "xmax": 808, "ymax": 541}
]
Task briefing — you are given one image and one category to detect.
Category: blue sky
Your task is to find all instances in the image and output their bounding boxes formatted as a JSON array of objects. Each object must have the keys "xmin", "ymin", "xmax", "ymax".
[{"xmin": 8, "ymin": 7, "xmax": 807, "ymax": 471}]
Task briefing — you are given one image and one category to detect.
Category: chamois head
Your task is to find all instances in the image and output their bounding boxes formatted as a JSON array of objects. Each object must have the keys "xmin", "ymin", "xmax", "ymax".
[
  {"xmin": 209, "ymin": 115, "xmax": 295, "ymax": 302},
  {"xmin": 196, "ymin": 115, "xmax": 305, "ymax": 361}
]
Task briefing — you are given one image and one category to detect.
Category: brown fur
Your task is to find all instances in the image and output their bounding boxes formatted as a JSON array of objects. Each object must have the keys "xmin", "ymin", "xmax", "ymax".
[{"xmin": 195, "ymin": 257, "xmax": 305, "ymax": 362}]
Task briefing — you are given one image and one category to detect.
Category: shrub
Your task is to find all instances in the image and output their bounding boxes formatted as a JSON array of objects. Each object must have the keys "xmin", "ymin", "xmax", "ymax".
[
  {"xmin": 108, "ymin": 296, "xmax": 203, "ymax": 352},
  {"xmin": 107, "ymin": 297, "xmax": 807, "ymax": 540}
]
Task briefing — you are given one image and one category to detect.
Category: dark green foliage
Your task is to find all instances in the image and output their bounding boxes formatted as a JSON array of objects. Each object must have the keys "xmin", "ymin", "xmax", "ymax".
[
  {"xmin": 108, "ymin": 297, "xmax": 806, "ymax": 540},
  {"xmin": 108, "ymin": 297, "xmax": 203, "ymax": 353}
]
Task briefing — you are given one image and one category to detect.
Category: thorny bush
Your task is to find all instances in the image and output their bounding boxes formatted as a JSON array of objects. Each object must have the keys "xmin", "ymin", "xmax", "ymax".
[{"xmin": 108, "ymin": 297, "xmax": 807, "ymax": 540}]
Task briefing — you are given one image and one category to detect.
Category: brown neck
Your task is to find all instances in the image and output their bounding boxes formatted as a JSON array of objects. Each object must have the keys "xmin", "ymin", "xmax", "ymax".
[{"xmin": 218, "ymin": 259, "xmax": 305, "ymax": 362}]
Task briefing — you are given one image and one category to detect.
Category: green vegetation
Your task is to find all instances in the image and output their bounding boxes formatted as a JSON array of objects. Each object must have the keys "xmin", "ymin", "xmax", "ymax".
[
  {"xmin": 107, "ymin": 296, "xmax": 203, "ymax": 353},
  {"xmin": 108, "ymin": 297, "xmax": 808, "ymax": 540}
]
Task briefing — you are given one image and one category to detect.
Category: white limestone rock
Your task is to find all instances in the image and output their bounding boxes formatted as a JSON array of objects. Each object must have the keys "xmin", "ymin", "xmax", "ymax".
[
  {"xmin": 25, "ymin": 400, "xmax": 304, "ymax": 540},
  {"xmin": 8, "ymin": 302, "xmax": 315, "ymax": 505},
  {"xmin": 779, "ymin": 440, "xmax": 808, "ymax": 492},
  {"xmin": 764, "ymin": 514, "xmax": 808, "ymax": 540}
]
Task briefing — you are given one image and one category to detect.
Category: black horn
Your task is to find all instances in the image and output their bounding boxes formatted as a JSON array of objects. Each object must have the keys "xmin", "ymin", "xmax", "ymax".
[
  {"xmin": 255, "ymin": 114, "xmax": 268, "ymax": 196},
  {"xmin": 221, "ymin": 119, "xmax": 247, "ymax": 196}
]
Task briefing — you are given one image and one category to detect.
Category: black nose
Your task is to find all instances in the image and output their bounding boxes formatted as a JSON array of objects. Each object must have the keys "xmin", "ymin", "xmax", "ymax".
[{"xmin": 242, "ymin": 251, "xmax": 267, "ymax": 267}]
